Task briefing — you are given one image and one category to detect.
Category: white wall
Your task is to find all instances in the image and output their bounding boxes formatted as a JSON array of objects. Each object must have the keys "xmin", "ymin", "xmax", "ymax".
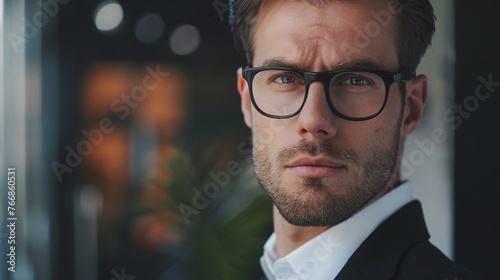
[{"xmin": 404, "ymin": 0, "xmax": 455, "ymax": 259}]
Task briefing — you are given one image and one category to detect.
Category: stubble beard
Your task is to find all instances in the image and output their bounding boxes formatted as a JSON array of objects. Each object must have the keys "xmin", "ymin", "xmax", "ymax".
[{"xmin": 252, "ymin": 121, "xmax": 402, "ymax": 227}]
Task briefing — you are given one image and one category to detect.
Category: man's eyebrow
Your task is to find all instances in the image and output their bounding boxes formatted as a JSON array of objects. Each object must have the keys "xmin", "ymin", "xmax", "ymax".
[
  {"xmin": 332, "ymin": 59, "xmax": 388, "ymax": 71},
  {"xmin": 260, "ymin": 58, "xmax": 307, "ymax": 69},
  {"xmin": 260, "ymin": 58, "xmax": 388, "ymax": 71}
]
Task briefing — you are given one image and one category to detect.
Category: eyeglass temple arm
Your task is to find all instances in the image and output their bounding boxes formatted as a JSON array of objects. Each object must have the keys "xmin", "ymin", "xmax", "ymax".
[{"xmin": 396, "ymin": 70, "xmax": 416, "ymax": 82}]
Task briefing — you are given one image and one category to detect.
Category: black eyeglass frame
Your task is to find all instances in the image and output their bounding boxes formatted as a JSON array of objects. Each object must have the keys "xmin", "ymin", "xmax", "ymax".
[{"xmin": 242, "ymin": 66, "xmax": 415, "ymax": 121}]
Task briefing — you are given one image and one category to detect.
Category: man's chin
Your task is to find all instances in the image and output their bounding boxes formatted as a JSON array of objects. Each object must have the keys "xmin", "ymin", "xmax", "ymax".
[
  {"xmin": 299, "ymin": 177, "xmax": 338, "ymax": 187},
  {"xmin": 277, "ymin": 207, "xmax": 347, "ymax": 227},
  {"xmin": 269, "ymin": 187, "xmax": 371, "ymax": 227}
]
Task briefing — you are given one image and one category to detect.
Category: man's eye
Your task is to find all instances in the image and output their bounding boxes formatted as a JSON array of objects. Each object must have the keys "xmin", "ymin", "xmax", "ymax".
[
  {"xmin": 274, "ymin": 76, "xmax": 296, "ymax": 84},
  {"xmin": 343, "ymin": 77, "xmax": 370, "ymax": 85}
]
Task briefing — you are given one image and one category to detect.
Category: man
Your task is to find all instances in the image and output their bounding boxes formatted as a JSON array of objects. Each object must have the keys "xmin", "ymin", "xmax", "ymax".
[{"xmin": 229, "ymin": 0, "xmax": 481, "ymax": 279}]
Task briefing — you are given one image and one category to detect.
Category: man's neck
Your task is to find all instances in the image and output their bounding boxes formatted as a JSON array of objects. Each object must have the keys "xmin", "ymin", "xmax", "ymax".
[
  {"xmin": 273, "ymin": 179, "xmax": 402, "ymax": 258},
  {"xmin": 273, "ymin": 207, "xmax": 329, "ymax": 258}
]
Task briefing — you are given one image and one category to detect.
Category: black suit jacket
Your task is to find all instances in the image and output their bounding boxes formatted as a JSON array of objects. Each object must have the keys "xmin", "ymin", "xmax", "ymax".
[{"xmin": 260, "ymin": 200, "xmax": 481, "ymax": 280}]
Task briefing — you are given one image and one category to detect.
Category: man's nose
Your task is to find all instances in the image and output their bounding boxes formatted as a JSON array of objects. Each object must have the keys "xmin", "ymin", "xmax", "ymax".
[{"xmin": 296, "ymin": 82, "xmax": 338, "ymax": 140}]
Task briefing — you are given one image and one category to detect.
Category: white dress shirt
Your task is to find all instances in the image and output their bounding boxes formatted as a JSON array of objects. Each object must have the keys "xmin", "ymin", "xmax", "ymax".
[{"xmin": 260, "ymin": 181, "xmax": 414, "ymax": 280}]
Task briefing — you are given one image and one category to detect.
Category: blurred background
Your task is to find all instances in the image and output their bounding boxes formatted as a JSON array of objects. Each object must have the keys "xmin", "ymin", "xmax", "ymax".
[{"xmin": 0, "ymin": 0, "xmax": 499, "ymax": 279}]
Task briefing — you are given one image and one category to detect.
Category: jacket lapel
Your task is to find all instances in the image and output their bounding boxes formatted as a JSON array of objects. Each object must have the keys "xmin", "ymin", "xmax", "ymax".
[{"xmin": 335, "ymin": 200, "xmax": 430, "ymax": 280}]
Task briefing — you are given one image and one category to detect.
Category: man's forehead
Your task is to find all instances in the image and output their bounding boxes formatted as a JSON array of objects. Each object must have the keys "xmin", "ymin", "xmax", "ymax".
[
  {"xmin": 257, "ymin": 0, "xmax": 388, "ymax": 9},
  {"xmin": 260, "ymin": 58, "xmax": 389, "ymax": 71},
  {"xmin": 252, "ymin": 0, "xmax": 399, "ymax": 70},
  {"xmin": 254, "ymin": 0, "xmax": 396, "ymax": 31}
]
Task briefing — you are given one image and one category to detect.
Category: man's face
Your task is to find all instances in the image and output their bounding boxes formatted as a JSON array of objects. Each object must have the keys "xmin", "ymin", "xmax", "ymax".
[{"xmin": 237, "ymin": 0, "xmax": 426, "ymax": 227}]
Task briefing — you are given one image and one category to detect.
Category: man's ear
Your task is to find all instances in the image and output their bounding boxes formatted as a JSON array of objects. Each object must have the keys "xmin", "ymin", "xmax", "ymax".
[
  {"xmin": 400, "ymin": 74, "xmax": 428, "ymax": 137},
  {"xmin": 237, "ymin": 67, "xmax": 253, "ymax": 128}
]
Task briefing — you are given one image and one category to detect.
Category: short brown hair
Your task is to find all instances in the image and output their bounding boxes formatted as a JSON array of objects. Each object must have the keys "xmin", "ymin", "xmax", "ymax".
[{"xmin": 229, "ymin": 0, "xmax": 436, "ymax": 70}]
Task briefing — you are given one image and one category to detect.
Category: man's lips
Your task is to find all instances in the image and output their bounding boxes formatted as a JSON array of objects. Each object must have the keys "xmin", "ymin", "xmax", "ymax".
[{"xmin": 285, "ymin": 156, "xmax": 346, "ymax": 178}]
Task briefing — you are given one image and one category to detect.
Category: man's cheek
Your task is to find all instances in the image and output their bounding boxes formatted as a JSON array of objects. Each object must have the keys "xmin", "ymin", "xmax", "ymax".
[
  {"xmin": 254, "ymin": 127, "xmax": 277, "ymax": 146},
  {"xmin": 253, "ymin": 119, "xmax": 284, "ymax": 145}
]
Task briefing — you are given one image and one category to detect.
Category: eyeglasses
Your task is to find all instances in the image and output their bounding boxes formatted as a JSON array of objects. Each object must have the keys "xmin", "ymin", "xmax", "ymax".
[{"xmin": 242, "ymin": 66, "xmax": 415, "ymax": 121}]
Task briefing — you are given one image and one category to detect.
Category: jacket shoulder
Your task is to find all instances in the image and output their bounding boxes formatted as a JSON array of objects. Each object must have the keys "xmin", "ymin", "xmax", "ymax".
[
  {"xmin": 395, "ymin": 240, "xmax": 482, "ymax": 280},
  {"xmin": 335, "ymin": 201, "xmax": 482, "ymax": 280}
]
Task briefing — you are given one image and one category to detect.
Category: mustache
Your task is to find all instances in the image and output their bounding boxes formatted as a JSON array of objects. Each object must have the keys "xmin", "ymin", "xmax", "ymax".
[{"xmin": 277, "ymin": 139, "xmax": 357, "ymax": 165}]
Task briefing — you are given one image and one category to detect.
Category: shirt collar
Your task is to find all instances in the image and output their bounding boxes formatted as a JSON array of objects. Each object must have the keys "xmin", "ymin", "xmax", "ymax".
[{"xmin": 260, "ymin": 181, "xmax": 413, "ymax": 280}]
